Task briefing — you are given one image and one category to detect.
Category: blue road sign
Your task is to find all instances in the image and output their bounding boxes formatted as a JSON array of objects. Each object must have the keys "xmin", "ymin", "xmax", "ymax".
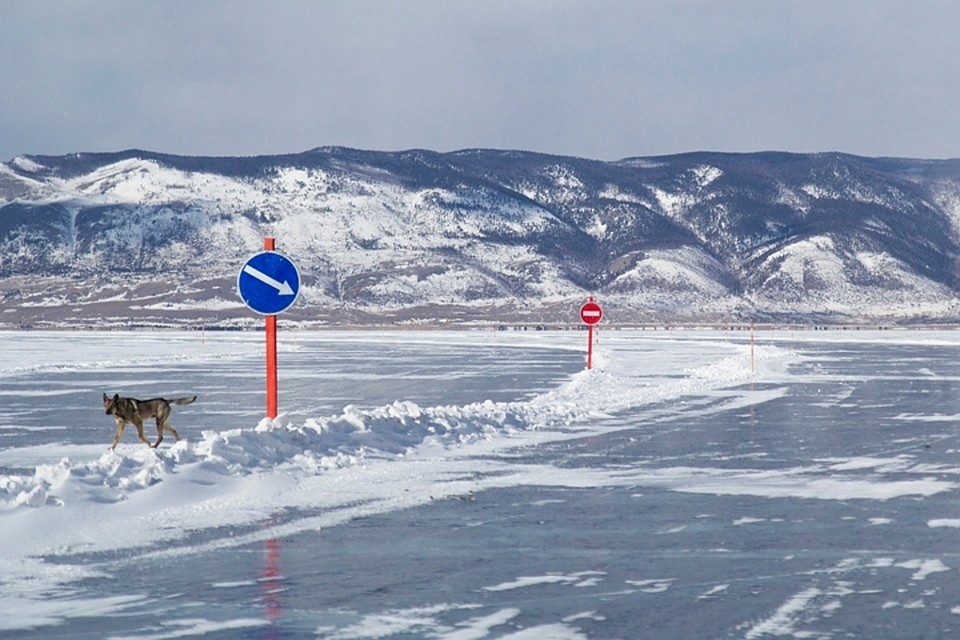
[{"xmin": 237, "ymin": 251, "xmax": 301, "ymax": 315}]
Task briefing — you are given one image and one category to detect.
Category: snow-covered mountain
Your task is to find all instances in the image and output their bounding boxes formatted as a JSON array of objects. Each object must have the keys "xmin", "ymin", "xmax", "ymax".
[{"xmin": 2, "ymin": 147, "xmax": 960, "ymax": 328}]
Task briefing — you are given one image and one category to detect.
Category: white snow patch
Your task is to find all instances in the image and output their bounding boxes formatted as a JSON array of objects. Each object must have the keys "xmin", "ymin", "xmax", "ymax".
[
  {"xmin": 484, "ymin": 572, "xmax": 605, "ymax": 592},
  {"xmin": 625, "ymin": 578, "xmax": 674, "ymax": 593},
  {"xmin": 698, "ymin": 584, "xmax": 730, "ymax": 600},
  {"xmin": 11, "ymin": 156, "xmax": 45, "ymax": 172},
  {"xmin": 896, "ymin": 559, "xmax": 950, "ymax": 581},
  {"xmin": 744, "ymin": 587, "xmax": 823, "ymax": 639},
  {"xmin": 929, "ymin": 519, "xmax": 960, "ymax": 528}
]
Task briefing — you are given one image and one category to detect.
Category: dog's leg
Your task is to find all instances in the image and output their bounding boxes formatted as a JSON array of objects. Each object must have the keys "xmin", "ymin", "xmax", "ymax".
[
  {"xmin": 166, "ymin": 423, "xmax": 180, "ymax": 442},
  {"xmin": 153, "ymin": 405, "xmax": 181, "ymax": 447},
  {"xmin": 154, "ymin": 421, "xmax": 180, "ymax": 447},
  {"xmin": 153, "ymin": 417, "xmax": 164, "ymax": 448},
  {"xmin": 133, "ymin": 418, "xmax": 150, "ymax": 447},
  {"xmin": 110, "ymin": 419, "xmax": 126, "ymax": 450}
]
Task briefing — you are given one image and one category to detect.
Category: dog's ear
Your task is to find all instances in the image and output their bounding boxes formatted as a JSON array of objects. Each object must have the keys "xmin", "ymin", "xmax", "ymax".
[
  {"xmin": 113, "ymin": 394, "xmax": 120, "ymax": 403},
  {"xmin": 103, "ymin": 393, "xmax": 108, "ymax": 402}
]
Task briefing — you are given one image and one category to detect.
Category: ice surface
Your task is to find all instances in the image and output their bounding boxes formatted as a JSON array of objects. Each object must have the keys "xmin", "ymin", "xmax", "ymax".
[{"xmin": 3, "ymin": 329, "xmax": 960, "ymax": 637}]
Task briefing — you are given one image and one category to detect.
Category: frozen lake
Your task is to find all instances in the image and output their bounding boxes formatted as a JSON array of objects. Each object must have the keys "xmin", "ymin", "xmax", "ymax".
[{"xmin": 3, "ymin": 328, "xmax": 960, "ymax": 638}]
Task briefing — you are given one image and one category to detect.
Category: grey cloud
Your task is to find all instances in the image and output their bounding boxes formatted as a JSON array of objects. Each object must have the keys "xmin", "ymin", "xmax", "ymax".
[{"xmin": 2, "ymin": 0, "xmax": 959, "ymax": 161}]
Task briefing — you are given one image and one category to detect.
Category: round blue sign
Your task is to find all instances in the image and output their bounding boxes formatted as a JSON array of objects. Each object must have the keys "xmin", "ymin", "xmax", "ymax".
[{"xmin": 237, "ymin": 251, "xmax": 301, "ymax": 315}]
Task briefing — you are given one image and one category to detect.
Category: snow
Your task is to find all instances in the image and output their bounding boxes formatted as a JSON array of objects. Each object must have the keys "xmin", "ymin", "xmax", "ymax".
[
  {"xmin": 4, "ymin": 328, "xmax": 960, "ymax": 636},
  {"xmin": 481, "ymin": 572, "xmax": 606, "ymax": 594},
  {"xmin": 929, "ymin": 518, "xmax": 960, "ymax": 528},
  {"xmin": 692, "ymin": 164, "xmax": 722, "ymax": 188},
  {"xmin": 14, "ymin": 155, "xmax": 578, "ymax": 316},
  {"xmin": 744, "ymin": 586, "xmax": 824, "ymax": 639},
  {"xmin": 596, "ymin": 183, "xmax": 648, "ymax": 205},
  {"xmin": 897, "ymin": 558, "xmax": 950, "ymax": 581},
  {"xmin": 650, "ymin": 185, "xmax": 697, "ymax": 219},
  {"xmin": 10, "ymin": 156, "xmax": 45, "ymax": 173},
  {"xmin": 624, "ymin": 465, "xmax": 953, "ymax": 501},
  {"xmin": 8, "ymin": 151, "xmax": 960, "ymax": 327},
  {"xmin": 608, "ymin": 247, "xmax": 731, "ymax": 298},
  {"xmin": 750, "ymin": 232, "xmax": 959, "ymax": 319},
  {"xmin": 0, "ymin": 332, "xmax": 759, "ymax": 514},
  {"xmin": 648, "ymin": 166, "xmax": 722, "ymax": 219}
]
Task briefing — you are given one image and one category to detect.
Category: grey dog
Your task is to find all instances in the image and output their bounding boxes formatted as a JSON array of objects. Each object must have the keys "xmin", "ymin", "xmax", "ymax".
[{"xmin": 102, "ymin": 393, "xmax": 196, "ymax": 449}]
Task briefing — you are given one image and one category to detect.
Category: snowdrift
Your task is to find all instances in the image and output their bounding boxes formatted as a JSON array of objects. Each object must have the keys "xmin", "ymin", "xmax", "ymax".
[{"xmin": 0, "ymin": 338, "xmax": 763, "ymax": 511}]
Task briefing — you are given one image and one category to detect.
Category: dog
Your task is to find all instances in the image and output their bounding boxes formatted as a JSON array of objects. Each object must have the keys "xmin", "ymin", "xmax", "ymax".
[{"xmin": 103, "ymin": 393, "xmax": 197, "ymax": 450}]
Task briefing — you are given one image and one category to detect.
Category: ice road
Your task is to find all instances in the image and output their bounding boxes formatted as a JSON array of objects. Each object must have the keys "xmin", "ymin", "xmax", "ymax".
[{"xmin": 2, "ymin": 328, "xmax": 960, "ymax": 638}]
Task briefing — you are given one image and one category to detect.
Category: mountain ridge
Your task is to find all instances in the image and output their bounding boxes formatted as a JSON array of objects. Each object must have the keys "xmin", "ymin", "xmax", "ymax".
[{"xmin": 2, "ymin": 147, "xmax": 959, "ymax": 328}]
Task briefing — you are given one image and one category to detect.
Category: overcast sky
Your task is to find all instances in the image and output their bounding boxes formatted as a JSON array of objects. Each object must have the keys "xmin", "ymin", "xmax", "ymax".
[{"xmin": 2, "ymin": 0, "xmax": 959, "ymax": 162}]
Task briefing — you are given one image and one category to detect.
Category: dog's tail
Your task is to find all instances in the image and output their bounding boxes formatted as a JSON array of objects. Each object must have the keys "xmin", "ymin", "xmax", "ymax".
[{"xmin": 170, "ymin": 396, "xmax": 197, "ymax": 406}]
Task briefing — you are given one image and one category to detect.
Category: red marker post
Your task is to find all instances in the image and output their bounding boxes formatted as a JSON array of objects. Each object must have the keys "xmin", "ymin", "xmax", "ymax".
[
  {"xmin": 579, "ymin": 296, "xmax": 603, "ymax": 370},
  {"xmin": 263, "ymin": 238, "xmax": 278, "ymax": 418},
  {"xmin": 237, "ymin": 237, "xmax": 301, "ymax": 419}
]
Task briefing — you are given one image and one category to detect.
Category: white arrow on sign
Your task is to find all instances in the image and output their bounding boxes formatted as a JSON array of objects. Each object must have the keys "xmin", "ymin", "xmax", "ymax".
[{"xmin": 242, "ymin": 264, "xmax": 295, "ymax": 296}]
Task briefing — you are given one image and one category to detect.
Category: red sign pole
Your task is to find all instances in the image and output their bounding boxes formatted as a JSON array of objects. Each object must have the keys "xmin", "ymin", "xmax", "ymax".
[
  {"xmin": 263, "ymin": 237, "xmax": 278, "ymax": 419},
  {"xmin": 579, "ymin": 296, "xmax": 603, "ymax": 370},
  {"xmin": 586, "ymin": 324, "xmax": 595, "ymax": 370}
]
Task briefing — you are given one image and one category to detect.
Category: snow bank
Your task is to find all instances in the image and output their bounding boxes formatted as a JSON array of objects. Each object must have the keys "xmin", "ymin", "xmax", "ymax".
[
  {"xmin": 4, "ymin": 331, "xmax": 955, "ymax": 515},
  {"xmin": 0, "ymin": 335, "xmax": 763, "ymax": 512}
]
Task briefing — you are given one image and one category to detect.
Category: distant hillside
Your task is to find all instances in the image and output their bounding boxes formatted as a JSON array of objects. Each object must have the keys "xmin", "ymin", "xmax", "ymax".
[{"xmin": 2, "ymin": 147, "xmax": 960, "ymax": 328}]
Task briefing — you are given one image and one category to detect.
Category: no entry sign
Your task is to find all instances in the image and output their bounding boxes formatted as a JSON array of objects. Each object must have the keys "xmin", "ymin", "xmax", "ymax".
[
  {"xmin": 580, "ymin": 300, "xmax": 603, "ymax": 325},
  {"xmin": 580, "ymin": 297, "xmax": 603, "ymax": 370}
]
